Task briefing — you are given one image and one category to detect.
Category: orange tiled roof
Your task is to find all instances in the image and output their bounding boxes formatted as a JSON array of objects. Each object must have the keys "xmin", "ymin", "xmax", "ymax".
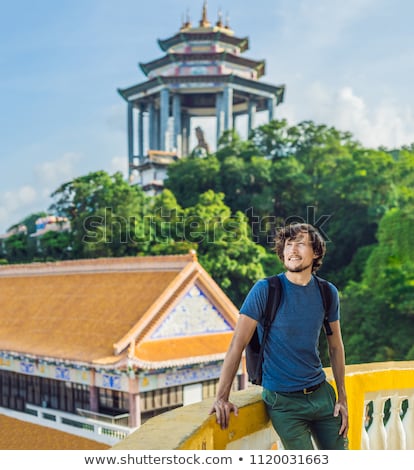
[
  {"xmin": 0, "ymin": 414, "xmax": 109, "ymax": 450},
  {"xmin": 0, "ymin": 254, "xmax": 239, "ymax": 369},
  {"xmin": 136, "ymin": 333, "xmax": 234, "ymax": 365}
]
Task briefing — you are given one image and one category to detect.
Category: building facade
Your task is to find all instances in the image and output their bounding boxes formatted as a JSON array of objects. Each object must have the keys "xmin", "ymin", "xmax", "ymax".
[{"xmin": 0, "ymin": 253, "xmax": 245, "ymax": 445}]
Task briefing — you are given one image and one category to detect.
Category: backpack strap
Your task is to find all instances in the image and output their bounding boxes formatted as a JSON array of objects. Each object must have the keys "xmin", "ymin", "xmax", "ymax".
[
  {"xmin": 263, "ymin": 275, "xmax": 282, "ymax": 328},
  {"xmin": 248, "ymin": 275, "xmax": 282, "ymax": 385},
  {"xmin": 314, "ymin": 275, "xmax": 333, "ymax": 336},
  {"xmin": 253, "ymin": 276, "xmax": 282, "ymax": 381}
]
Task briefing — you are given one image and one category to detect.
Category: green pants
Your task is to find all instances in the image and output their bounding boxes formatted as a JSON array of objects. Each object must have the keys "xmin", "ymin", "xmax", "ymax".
[{"xmin": 262, "ymin": 381, "xmax": 348, "ymax": 450}]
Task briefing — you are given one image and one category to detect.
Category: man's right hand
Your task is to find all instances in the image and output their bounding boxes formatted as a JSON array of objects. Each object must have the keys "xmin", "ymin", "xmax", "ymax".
[{"xmin": 209, "ymin": 399, "xmax": 239, "ymax": 429}]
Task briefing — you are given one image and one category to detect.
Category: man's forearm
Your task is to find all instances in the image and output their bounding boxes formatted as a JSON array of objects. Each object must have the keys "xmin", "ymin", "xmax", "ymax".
[
  {"xmin": 214, "ymin": 314, "xmax": 257, "ymax": 402},
  {"xmin": 215, "ymin": 343, "xmax": 244, "ymax": 401},
  {"xmin": 329, "ymin": 346, "xmax": 347, "ymax": 401}
]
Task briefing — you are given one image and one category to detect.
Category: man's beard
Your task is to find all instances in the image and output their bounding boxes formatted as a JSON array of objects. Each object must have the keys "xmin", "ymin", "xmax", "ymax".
[{"xmin": 284, "ymin": 260, "xmax": 314, "ymax": 273}]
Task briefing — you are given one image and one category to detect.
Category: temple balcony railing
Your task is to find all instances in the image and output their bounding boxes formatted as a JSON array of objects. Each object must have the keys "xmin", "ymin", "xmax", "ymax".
[
  {"xmin": 1, "ymin": 404, "xmax": 133, "ymax": 446},
  {"xmin": 112, "ymin": 361, "xmax": 414, "ymax": 451}
]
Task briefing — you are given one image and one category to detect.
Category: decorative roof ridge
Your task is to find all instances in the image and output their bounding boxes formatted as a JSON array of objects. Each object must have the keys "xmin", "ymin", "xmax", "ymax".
[
  {"xmin": 0, "ymin": 350, "xmax": 94, "ymax": 368},
  {"xmin": 118, "ymin": 74, "xmax": 285, "ymax": 103},
  {"xmin": 158, "ymin": 31, "xmax": 247, "ymax": 52},
  {"xmin": 0, "ymin": 252, "xmax": 198, "ymax": 277},
  {"xmin": 129, "ymin": 352, "xmax": 227, "ymax": 370},
  {"xmin": 139, "ymin": 51, "xmax": 265, "ymax": 76},
  {"xmin": 0, "ymin": 347, "xmax": 220, "ymax": 371}
]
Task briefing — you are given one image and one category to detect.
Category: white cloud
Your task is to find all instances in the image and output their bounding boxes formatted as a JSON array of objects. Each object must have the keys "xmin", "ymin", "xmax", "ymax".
[
  {"xmin": 0, "ymin": 153, "xmax": 83, "ymax": 233},
  {"xmin": 329, "ymin": 86, "xmax": 414, "ymax": 148},
  {"xmin": 284, "ymin": 82, "xmax": 414, "ymax": 149},
  {"xmin": 0, "ymin": 185, "xmax": 39, "ymax": 233},
  {"xmin": 3, "ymin": 185, "xmax": 37, "ymax": 212},
  {"xmin": 109, "ymin": 155, "xmax": 128, "ymax": 177},
  {"xmin": 34, "ymin": 152, "xmax": 81, "ymax": 186}
]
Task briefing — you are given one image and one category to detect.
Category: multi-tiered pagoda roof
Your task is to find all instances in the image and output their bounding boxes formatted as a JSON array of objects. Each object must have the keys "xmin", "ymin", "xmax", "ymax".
[{"xmin": 118, "ymin": 1, "xmax": 285, "ymax": 186}]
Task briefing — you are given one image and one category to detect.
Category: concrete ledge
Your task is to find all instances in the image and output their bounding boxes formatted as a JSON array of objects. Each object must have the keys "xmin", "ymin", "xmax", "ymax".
[{"xmin": 112, "ymin": 386, "xmax": 265, "ymax": 450}]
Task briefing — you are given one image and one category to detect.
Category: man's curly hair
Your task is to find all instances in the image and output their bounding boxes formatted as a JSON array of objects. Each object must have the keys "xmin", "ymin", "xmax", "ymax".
[{"xmin": 274, "ymin": 223, "xmax": 326, "ymax": 273}]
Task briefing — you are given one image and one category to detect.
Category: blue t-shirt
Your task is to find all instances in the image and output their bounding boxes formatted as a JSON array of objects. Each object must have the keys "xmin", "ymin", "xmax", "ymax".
[{"xmin": 240, "ymin": 273, "xmax": 340, "ymax": 392}]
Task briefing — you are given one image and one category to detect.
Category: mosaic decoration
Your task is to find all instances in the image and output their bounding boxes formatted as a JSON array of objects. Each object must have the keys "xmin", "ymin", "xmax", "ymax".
[
  {"xmin": 55, "ymin": 366, "xmax": 70, "ymax": 381},
  {"xmin": 151, "ymin": 285, "xmax": 232, "ymax": 339},
  {"xmin": 0, "ymin": 356, "xmax": 11, "ymax": 368},
  {"xmin": 20, "ymin": 361, "xmax": 35, "ymax": 374},
  {"xmin": 102, "ymin": 374, "xmax": 121, "ymax": 390},
  {"xmin": 161, "ymin": 363, "xmax": 222, "ymax": 388}
]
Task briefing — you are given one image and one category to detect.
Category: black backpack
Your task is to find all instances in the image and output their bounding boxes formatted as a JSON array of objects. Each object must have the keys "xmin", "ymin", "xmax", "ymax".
[{"xmin": 245, "ymin": 274, "xmax": 333, "ymax": 385}]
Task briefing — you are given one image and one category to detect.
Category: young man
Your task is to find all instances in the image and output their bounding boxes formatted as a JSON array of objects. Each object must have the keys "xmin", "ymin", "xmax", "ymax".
[{"xmin": 209, "ymin": 223, "xmax": 348, "ymax": 450}]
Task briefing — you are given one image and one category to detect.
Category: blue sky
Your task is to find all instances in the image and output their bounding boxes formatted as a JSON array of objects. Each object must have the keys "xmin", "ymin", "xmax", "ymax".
[{"xmin": 1, "ymin": 0, "xmax": 414, "ymax": 234}]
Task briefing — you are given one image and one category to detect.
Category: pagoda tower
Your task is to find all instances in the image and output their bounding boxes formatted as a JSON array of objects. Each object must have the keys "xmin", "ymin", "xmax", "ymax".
[{"xmin": 118, "ymin": 1, "xmax": 285, "ymax": 182}]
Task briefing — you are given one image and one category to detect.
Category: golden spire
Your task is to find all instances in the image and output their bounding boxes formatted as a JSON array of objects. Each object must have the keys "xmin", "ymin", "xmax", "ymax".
[
  {"xmin": 225, "ymin": 12, "xmax": 231, "ymax": 29},
  {"xmin": 216, "ymin": 8, "xmax": 223, "ymax": 27},
  {"xmin": 199, "ymin": 0, "xmax": 211, "ymax": 27},
  {"xmin": 180, "ymin": 8, "xmax": 191, "ymax": 30}
]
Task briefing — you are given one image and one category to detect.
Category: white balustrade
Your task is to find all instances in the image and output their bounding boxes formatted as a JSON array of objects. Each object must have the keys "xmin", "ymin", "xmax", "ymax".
[
  {"xmin": 367, "ymin": 395, "xmax": 387, "ymax": 449},
  {"xmin": 364, "ymin": 389, "xmax": 414, "ymax": 450},
  {"xmin": 403, "ymin": 392, "xmax": 414, "ymax": 449},
  {"xmin": 361, "ymin": 400, "xmax": 371, "ymax": 450},
  {"xmin": 19, "ymin": 404, "xmax": 132, "ymax": 445},
  {"xmin": 385, "ymin": 395, "xmax": 406, "ymax": 449}
]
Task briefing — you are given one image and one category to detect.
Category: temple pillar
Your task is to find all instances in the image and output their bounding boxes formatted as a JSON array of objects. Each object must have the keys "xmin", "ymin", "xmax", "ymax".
[
  {"xmin": 127, "ymin": 102, "xmax": 134, "ymax": 171},
  {"xmin": 138, "ymin": 104, "xmax": 144, "ymax": 160},
  {"xmin": 154, "ymin": 108, "xmax": 160, "ymax": 149},
  {"xmin": 148, "ymin": 101, "xmax": 156, "ymax": 150},
  {"xmin": 89, "ymin": 370, "xmax": 98, "ymax": 413},
  {"xmin": 268, "ymin": 96, "xmax": 276, "ymax": 122},
  {"xmin": 248, "ymin": 99, "xmax": 256, "ymax": 134},
  {"xmin": 216, "ymin": 93, "xmax": 223, "ymax": 145},
  {"xmin": 172, "ymin": 94, "xmax": 182, "ymax": 156},
  {"xmin": 89, "ymin": 385, "xmax": 99, "ymax": 412},
  {"xmin": 160, "ymin": 88, "xmax": 170, "ymax": 151},
  {"xmin": 182, "ymin": 112, "xmax": 190, "ymax": 156},
  {"xmin": 128, "ymin": 392, "xmax": 141, "ymax": 428},
  {"xmin": 223, "ymin": 86, "xmax": 233, "ymax": 131},
  {"xmin": 128, "ymin": 375, "xmax": 141, "ymax": 428}
]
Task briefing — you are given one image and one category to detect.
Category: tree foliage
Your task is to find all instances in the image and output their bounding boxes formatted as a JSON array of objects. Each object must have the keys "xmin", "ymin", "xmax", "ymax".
[
  {"xmin": 341, "ymin": 207, "xmax": 414, "ymax": 363},
  {"xmin": 49, "ymin": 171, "xmax": 148, "ymax": 258}
]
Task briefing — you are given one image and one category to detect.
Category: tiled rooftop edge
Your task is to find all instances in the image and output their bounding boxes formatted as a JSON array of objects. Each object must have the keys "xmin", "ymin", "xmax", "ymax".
[{"xmin": 0, "ymin": 253, "xmax": 197, "ymax": 277}]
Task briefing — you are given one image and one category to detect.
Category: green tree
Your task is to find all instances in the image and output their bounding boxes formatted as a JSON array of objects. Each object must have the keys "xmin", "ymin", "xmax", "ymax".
[
  {"xmin": 216, "ymin": 129, "xmax": 259, "ymax": 161},
  {"xmin": 183, "ymin": 190, "xmax": 267, "ymax": 306},
  {"xmin": 37, "ymin": 230, "xmax": 72, "ymax": 261},
  {"xmin": 49, "ymin": 171, "xmax": 148, "ymax": 258},
  {"xmin": 341, "ymin": 207, "xmax": 414, "ymax": 363},
  {"xmin": 391, "ymin": 148, "xmax": 414, "ymax": 209},
  {"xmin": 164, "ymin": 155, "xmax": 221, "ymax": 208},
  {"xmin": 3, "ymin": 231, "xmax": 36, "ymax": 262},
  {"xmin": 146, "ymin": 189, "xmax": 197, "ymax": 255}
]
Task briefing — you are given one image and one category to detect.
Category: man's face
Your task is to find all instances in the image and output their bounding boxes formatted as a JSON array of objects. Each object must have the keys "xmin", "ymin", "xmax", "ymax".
[{"xmin": 283, "ymin": 231, "xmax": 317, "ymax": 273}]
